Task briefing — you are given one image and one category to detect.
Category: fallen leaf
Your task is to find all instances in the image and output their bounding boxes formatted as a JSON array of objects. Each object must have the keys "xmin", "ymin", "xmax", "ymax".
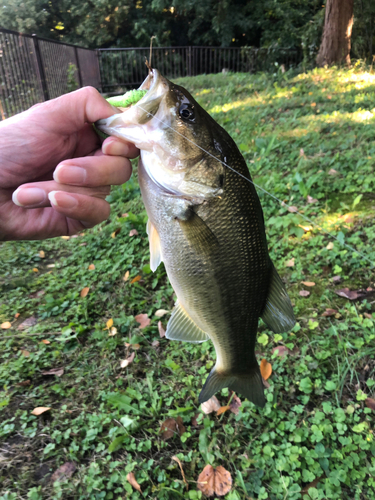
[
  {"xmin": 191, "ymin": 413, "xmax": 200, "ymax": 426},
  {"xmin": 201, "ymin": 395, "xmax": 221, "ymax": 414},
  {"xmin": 272, "ymin": 345, "xmax": 290, "ymax": 358},
  {"xmin": 135, "ymin": 313, "xmax": 150, "ymax": 329},
  {"xmin": 50, "ymin": 462, "xmax": 76, "ymax": 483},
  {"xmin": 130, "ymin": 275, "xmax": 141, "ymax": 284},
  {"xmin": 160, "ymin": 418, "xmax": 178, "ymax": 440},
  {"xmin": 29, "ymin": 290, "xmax": 46, "ymax": 300},
  {"xmin": 16, "ymin": 380, "xmax": 31, "ymax": 386},
  {"xmin": 301, "ymin": 474, "xmax": 325, "ymax": 493},
  {"xmin": 129, "ymin": 229, "xmax": 139, "ymax": 237},
  {"xmin": 42, "ymin": 368, "xmax": 64, "ymax": 377},
  {"xmin": 307, "ymin": 195, "xmax": 317, "ymax": 204},
  {"xmin": 1, "ymin": 321, "xmax": 12, "ymax": 329},
  {"xmin": 299, "ymin": 290, "xmax": 310, "ymax": 297},
  {"xmin": 197, "ymin": 465, "xmax": 232, "ymax": 497},
  {"xmin": 123, "ymin": 271, "xmax": 130, "ymax": 281},
  {"xmin": 120, "ymin": 352, "xmax": 135, "ymax": 368},
  {"xmin": 301, "ymin": 281, "xmax": 315, "ymax": 287},
  {"xmin": 88, "ymin": 264, "xmax": 95, "ymax": 270},
  {"xmin": 106, "ymin": 318, "xmax": 113, "ymax": 329},
  {"xmin": 311, "ymin": 102, "xmax": 316, "ymax": 107},
  {"xmin": 217, "ymin": 405, "xmax": 231, "ymax": 416},
  {"xmin": 365, "ymin": 398, "xmax": 375, "ymax": 411},
  {"xmin": 287, "ymin": 206, "xmax": 298, "ymax": 213},
  {"xmin": 364, "ymin": 313, "xmax": 373, "ymax": 319},
  {"xmin": 176, "ymin": 416, "xmax": 186, "ymax": 436},
  {"xmin": 17, "ymin": 316, "xmax": 37, "ymax": 330},
  {"xmin": 332, "ymin": 275, "xmax": 341, "ymax": 283},
  {"xmin": 155, "ymin": 309, "xmax": 168, "ymax": 317},
  {"xmin": 299, "ymin": 148, "xmax": 304, "ymax": 156},
  {"xmin": 229, "ymin": 392, "xmax": 242, "ymax": 415},
  {"xmin": 285, "ymin": 258, "xmax": 295, "ymax": 267},
  {"xmin": 39, "ymin": 250, "xmax": 45, "ymax": 258},
  {"xmin": 111, "ymin": 228, "xmax": 121, "ymax": 238},
  {"xmin": 321, "ymin": 308, "xmax": 338, "ymax": 317},
  {"xmin": 41, "ymin": 339, "xmax": 51, "ymax": 344},
  {"xmin": 151, "ymin": 340, "xmax": 160, "ymax": 348},
  {"xmin": 61, "ymin": 236, "xmax": 70, "ymax": 240},
  {"xmin": 326, "ymin": 242, "xmax": 334, "ymax": 250},
  {"xmin": 80, "ymin": 287, "xmax": 89, "ymax": 298},
  {"xmin": 14, "ymin": 312, "xmax": 20, "ymax": 319},
  {"xmin": 172, "ymin": 455, "xmax": 188, "ymax": 490},
  {"xmin": 108, "ymin": 327, "xmax": 117, "ymax": 337},
  {"xmin": 127, "ymin": 472, "xmax": 142, "ymax": 493},
  {"xmin": 131, "ymin": 343, "xmax": 141, "ymax": 350},
  {"xmin": 328, "ymin": 168, "xmax": 338, "ymax": 175},
  {"xmin": 122, "ymin": 213, "xmax": 129, "ymax": 217},
  {"xmin": 158, "ymin": 321, "xmax": 166, "ymax": 338},
  {"xmin": 260, "ymin": 359, "xmax": 272, "ymax": 380},
  {"xmin": 33, "ymin": 268, "xmax": 39, "ymax": 272},
  {"xmin": 31, "ymin": 407, "xmax": 51, "ymax": 416},
  {"xmin": 21, "ymin": 350, "xmax": 30, "ymax": 357},
  {"xmin": 335, "ymin": 288, "xmax": 365, "ymax": 301}
]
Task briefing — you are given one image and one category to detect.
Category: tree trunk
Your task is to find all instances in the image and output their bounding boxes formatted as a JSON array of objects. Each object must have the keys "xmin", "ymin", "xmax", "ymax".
[{"xmin": 316, "ymin": 0, "xmax": 354, "ymax": 67}]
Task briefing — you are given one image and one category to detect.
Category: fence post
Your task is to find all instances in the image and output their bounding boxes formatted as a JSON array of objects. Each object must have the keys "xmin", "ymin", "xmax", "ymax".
[
  {"xmin": 188, "ymin": 46, "xmax": 192, "ymax": 76},
  {"xmin": 32, "ymin": 34, "xmax": 49, "ymax": 101},
  {"xmin": 96, "ymin": 49, "xmax": 103, "ymax": 93},
  {"xmin": 74, "ymin": 46, "xmax": 83, "ymax": 87}
]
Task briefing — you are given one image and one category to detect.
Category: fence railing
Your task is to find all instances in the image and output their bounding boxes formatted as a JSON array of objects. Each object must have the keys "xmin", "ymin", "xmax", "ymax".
[
  {"xmin": 0, "ymin": 28, "xmax": 100, "ymax": 119},
  {"xmin": 98, "ymin": 46, "xmax": 301, "ymax": 93}
]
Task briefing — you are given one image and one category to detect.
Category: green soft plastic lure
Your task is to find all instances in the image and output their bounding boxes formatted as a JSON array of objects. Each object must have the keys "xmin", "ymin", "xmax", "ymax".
[{"xmin": 94, "ymin": 89, "xmax": 147, "ymax": 139}]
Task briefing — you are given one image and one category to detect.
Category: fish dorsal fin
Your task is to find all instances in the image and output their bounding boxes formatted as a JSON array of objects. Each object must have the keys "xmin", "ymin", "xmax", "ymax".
[
  {"xmin": 166, "ymin": 301, "xmax": 210, "ymax": 343},
  {"xmin": 146, "ymin": 220, "xmax": 163, "ymax": 272},
  {"xmin": 261, "ymin": 263, "xmax": 296, "ymax": 333}
]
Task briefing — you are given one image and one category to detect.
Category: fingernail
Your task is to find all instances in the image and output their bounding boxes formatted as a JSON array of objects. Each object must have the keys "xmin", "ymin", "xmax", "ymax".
[
  {"xmin": 54, "ymin": 165, "xmax": 86, "ymax": 185},
  {"xmin": 102, "ymin": 139, "xmax": 130, "ymax": 156},
  {"xmin": 49, "ymin": 191, "xmax": 78, "ymax": 209},
  {"xmin": 12, "ymin": 187, "xmax": 46, "ymax": 207}
]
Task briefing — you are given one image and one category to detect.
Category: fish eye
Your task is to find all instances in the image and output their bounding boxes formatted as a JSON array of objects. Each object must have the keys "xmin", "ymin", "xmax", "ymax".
[{"xmin": 179, "ymin": 104, "xmax": 195, "ymax": 122}]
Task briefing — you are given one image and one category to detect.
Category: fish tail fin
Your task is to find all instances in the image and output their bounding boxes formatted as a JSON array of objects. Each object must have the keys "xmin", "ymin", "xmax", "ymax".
[{"xmin": 199, "ymin": 366, "xmax": 265, "ymax": 408}]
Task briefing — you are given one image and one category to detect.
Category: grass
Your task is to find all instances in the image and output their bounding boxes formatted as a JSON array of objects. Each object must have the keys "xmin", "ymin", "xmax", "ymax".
[{"xmin": 1, "ymin": 65, "xmax": 375, "ymax": 499}]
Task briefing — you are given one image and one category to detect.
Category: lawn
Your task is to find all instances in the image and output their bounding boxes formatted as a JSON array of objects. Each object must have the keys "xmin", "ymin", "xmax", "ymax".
[{"xmin": 1, "ymin": 65, "xmax": 375, "ymax": 500}]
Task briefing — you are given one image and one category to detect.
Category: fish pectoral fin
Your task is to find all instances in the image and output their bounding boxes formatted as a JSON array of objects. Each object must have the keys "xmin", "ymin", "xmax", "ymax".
[
  {"xmin": 261, "ymin": 263, "xmax": 296, "ymax": 333},
  {"xmin": 146, "ymin": 220, "xmax": 163, "ymax": 272},
  {"xmin": 178, "ymin": 210, "xmax": 218, "ymax": 255},
  {"xmin": 199, "ymin": 366, "xmax": 265, "ymax": 408},
  {"xmin": 166, "ymin": 301, "xmax": 210, "ymax": 343}
]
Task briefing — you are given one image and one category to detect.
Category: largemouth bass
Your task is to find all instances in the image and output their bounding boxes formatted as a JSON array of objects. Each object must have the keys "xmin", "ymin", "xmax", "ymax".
[{"xmin": 96, "ymin": 69, "xmax": 295, "ymax": 407}]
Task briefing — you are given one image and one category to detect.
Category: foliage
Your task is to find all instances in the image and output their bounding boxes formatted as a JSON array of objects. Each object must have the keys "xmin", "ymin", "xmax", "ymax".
[{"xmin": 1, "ymin": 67, "xmax": 375, "ymax": 498}]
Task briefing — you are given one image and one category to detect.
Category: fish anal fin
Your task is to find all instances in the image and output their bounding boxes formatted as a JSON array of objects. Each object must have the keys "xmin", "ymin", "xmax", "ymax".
[
  {"xmin": 198, "ymin": 366, "xmax": 265, "ymax": 408},
  {"xmin": 166, "ymin": 301, "xmax": 210, "ymax": 343},
  {"xmin": 146, "ymin": 220, "xmax": 163, "ymax": 272},
  {"xmin": 178, "ymin": 210, "xmax": 218, "ymax": 255},
  {"xmin": 261, "ymin": 263, "xmax": 296, "ymax": 334}
]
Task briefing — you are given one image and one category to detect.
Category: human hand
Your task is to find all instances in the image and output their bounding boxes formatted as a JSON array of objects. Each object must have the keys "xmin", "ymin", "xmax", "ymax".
[{"xmin": 0, "ymin": 87, "xmax": 139, "ymax": 241}]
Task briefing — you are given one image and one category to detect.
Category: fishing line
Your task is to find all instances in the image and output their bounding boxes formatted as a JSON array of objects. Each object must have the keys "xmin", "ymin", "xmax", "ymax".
[{"xmin": 134, "ymin": 103, "xmax": 374, "ymax": 268}]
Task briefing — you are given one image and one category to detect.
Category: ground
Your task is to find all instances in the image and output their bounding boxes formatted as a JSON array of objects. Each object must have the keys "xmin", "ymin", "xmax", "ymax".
[{"xmin": 1, "ymin": 65, "xmax": 375, "ymax": 500}]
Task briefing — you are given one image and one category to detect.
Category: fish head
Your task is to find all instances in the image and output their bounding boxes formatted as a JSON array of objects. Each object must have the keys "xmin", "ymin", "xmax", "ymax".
[{"xmin": 96, "ymin": 69, "xmax": 226, "ymax": 199}]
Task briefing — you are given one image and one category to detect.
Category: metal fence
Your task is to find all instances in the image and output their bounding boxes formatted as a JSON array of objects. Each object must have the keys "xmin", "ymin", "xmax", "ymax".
[
  {"xmin": 0, "ymin": 28, "xmax": 100, "ymax": 119},
  {"xmin": 98, "ymin": 46, "xmax": 301, "ymax": 93}
]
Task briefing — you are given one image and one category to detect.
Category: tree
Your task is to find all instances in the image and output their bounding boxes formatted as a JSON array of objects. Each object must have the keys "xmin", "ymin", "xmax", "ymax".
[{"xmin": 316, "ymin": 0, "xmax": 354, "ymax": 66}]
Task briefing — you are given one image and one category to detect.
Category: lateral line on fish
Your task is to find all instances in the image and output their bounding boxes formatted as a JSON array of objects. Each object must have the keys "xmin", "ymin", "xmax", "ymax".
[{"xmin": 136, "ymin": 103, "xmax": 374, "ymax": 268}]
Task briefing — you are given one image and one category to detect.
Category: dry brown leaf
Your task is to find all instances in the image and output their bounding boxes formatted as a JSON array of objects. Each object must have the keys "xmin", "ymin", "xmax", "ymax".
[
  {"xmin": 160, "ymin": 418, "xmax": 178, "ymax": 440},
  {"xmin": 88, "ymin": 264, "xmax": 95, "ymax": 270},
  {"xmin": 172, "ymin": 456, "xmax": 188, "ymax": 490},
  {"xmin": 17, "ymin": 316, "xmax": 37, "ymax": 330},
  {"xmin": 14, "ymin": 312, "xmax": 20, "ymax": 319},
  {"xmin": 31, "ymin": 407, "xmax": 51, "ymax": 416},
  {"xmin": 131, "ymin": 343, "xmax": 140, "ymax": 350},
  {"xmin": 61, "ymin": 236, "xmax": 70, "ymax": 240},
  {"xmin": 151, "ymin": 340, "xmax": 160, "ymax": 348},
  {"xmin": 364, "ymin": 313, "xmax": 373, "ymax": 319},
  {"xmin": 365, "ymin": 398, "xmax": 375, "ymax": 411},
  {"xmin": 135, "ymin": 313, "xmax": 150, "ymax": 329},
  {"xmin": 272, "ymin": 345, "xmax": 290, "ymax": 358},
  {"xmin": 130, "ymin": 275, "xmax": 141, "ymax": 284},
  {"xmin": 1, "ymin": 321, "xmax": 12, "ymax": 329},
  {"xmin": 335, "ymin": 288, "xmax": 366, "ymax": 301},
  {"xmin": 33, "ymin": 267, "xmax": 39, "ymax": 272},
  {"xmin": 332, "ymin": 275, "xmax": 341, "ymax": 283},
  {"xmin": 41, "ymin": 339, "xmax": 51, "ymax": 345},
  {"xmin": 260, "ymin": 358, "xmax": 272, "ymax": 380},
  {"xmin": 301, "ymin": 281, "xmax": 315, "ymax": 287},
  {"xmin": 155, "ymin": 309, "xmax": 168, "ymax": 317},
  {"xmin": 108, "ymin": 327, "xmax": 117, "ymax": 337},
  {"xmin": 328, "ymin": 168, "xmax": 338, "ymax": 175},
  {"xmin": 191, "ymin": 413, "xmax": 200, "ymax": 426},
  {"xmin": 299, "ymin": 148, "xmax": 305, "ymax": 156},
  {"xmin": 158, "ymin": 321, "xmax": 166, "ymax": 338},
  {"xmin": 197, "ymin": 465, "xmax": 232, "ymax": 497},
  {"xmin": 42, "ymin": 368, "xmax": 64, "ymax": 377},
  {"xmin": 127, "ymin": 472, "xmax": 142, "ymax": 493},
  {"xmin": 21, "ymin": 349, "xmax": 30, "ymax": 357},
  {"xmin": 229, "ymin": 392, "xmax": 242, "ymax": 415},
  {"xmin": 50, "ymin": 462, "xmax": 76, "ymax": 483},
  {"xmin": 326, "ymin": 242, "xmax": 334, "ymax": 250},
  {"xmin": 123, "ymin": 270, "xmax": 130, "ymax": 281},
  {"xmin": 129, "ymin": 229, "xmax": 139, "ymax": 237},
  {"xmin": 17, "ymin": 380, "xmax": 31, "ymax": 386},
  {"xmin": 321, "ymin": 308, "xmax": 338, "ymax": 317},
  {"xmin": 287, "ymin": 206, "xmax": 298, "ymax": 213},
  {"xmin": 80, "ymin": 287, "xmax": 89, "ymax": 298},
  {"xmin": 307, "ymin": 195, "xmax": 317, "ymax": 204},
  {"xmin": 39, "ymin": 250, "xmax": 45, "ymax": 258},
  {"xmin": 176, "ymin": 416, "xmax": 186, "ymax": 436},
  {"xmin": 299, "ymin": 290, "xmax": 310, "ymax": 297},
  {"xmin": 111, "ymin": 228, "xmax": 121, "ymax": 238},
  {"xmin": 120, "ymin": 351, "xmax": 135, "ymax": 369},
  {"xmin": 106, "ymin": 318, "xmax": 113, "ymax": 329},
  {"xmin": 201, "ymin": 395, "xmax": 221, "ymax": 414},
  {"xmin": 285, "ymin": 258, "xmax": 295, "ymax": 267},
  {"xmin": 216, "ymin": 405, "xmax": 231, "ymax": 416},
  {"xmin": 122, "ymin": 213, "xmax": 129, "ymax": 218},
  {"xmin": 301, "ymin": 474, "xmax": 325, "ymax": 494}
]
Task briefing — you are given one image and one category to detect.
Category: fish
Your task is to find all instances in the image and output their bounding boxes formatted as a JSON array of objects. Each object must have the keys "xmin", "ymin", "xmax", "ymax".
[{"xmin": 96, "ymin": 69, "xmax": 295, "ymax": 407}]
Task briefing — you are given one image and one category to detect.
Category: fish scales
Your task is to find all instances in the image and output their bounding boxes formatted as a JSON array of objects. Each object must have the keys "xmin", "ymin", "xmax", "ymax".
[{"xmin": 96, "ymin": 69, "xmax": 295, "ymax": 407}]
